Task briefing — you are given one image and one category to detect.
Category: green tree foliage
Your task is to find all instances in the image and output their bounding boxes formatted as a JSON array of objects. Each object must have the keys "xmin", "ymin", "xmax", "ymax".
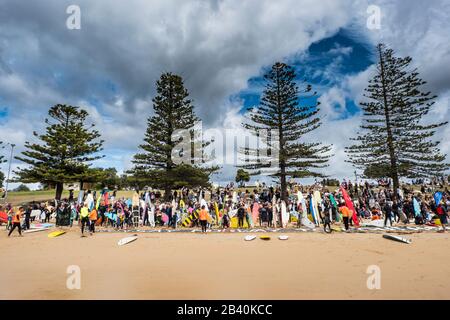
[
  {"xmin": 346, "ymin": 44, "xmax": 448, "ymax": 195},
  {"xmin": 0, "ymin": 141, "xmax": 6, "ymax": 164},
  {"xmin": 131, "ymin": 73, "xmax": 217, "ymax": 199},
  {"xmin": 14, "ymin": 184, "xmax": 30, "ymax": 192},
  {"xmin": 96, "ymin": 167, "xmax": 120, "ymax": 189},
  {"xmin": 241, "ymin": 62, "xmax": 331, "ymax": 200},
  {"xmin": 235, "ymin": 168, "xmax": 250, "ymax": 186},
  {"xmin": 0, "ymin": 171, "xmax": 4, "ymax": 189},
  {"xmin": 15, "ymin": 104, "xmax": 104, "ymax": 200},
  {"xmin": 321, "ymin": 178, "xmax": 340, "ymax": 187}
]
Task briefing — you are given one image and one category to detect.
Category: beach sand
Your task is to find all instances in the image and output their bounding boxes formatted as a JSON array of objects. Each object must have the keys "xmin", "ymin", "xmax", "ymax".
[{"xmin": 1, "ymin": 228, "xmax": 450, "ymax": 299}]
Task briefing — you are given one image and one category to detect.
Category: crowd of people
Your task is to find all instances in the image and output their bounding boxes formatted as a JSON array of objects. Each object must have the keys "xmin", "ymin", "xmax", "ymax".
[{"xmin": 2, "ymin": 179, "xmax": 450, "ymax": 237}]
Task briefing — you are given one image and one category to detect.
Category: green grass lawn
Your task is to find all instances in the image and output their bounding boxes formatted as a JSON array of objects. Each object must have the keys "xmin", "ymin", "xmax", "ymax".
[{"xmin": 2, "ymin": 190, "xmax": 136, "ymax": 206}]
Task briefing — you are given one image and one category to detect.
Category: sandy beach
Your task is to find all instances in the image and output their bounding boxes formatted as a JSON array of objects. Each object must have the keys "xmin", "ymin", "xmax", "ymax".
[{"xmin": 1, "ymin": 228, "xmax": 450, "ymax": 300}]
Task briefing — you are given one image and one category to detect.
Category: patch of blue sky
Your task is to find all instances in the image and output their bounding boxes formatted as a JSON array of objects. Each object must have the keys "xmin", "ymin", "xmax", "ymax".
[
  {"xmin": 0, "ymin": 106, "xmax": 8, "ymax": 119},
  {"xmin": 236, "ymin": 29, "xmax": 374, "ymax": 118}
]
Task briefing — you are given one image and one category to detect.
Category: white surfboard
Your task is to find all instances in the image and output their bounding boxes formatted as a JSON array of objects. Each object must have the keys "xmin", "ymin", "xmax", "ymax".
[
  {"xmin": 301, "ymin": 217, "xmax": 315, "ymax": 229},
  {"xmin": 278, "ymin": 235, "xmax": 289, "ymax": 240},
  {"xmin": 228, "ymin": 209, "xmax": 237, "ymax": 218},
  {"xmin": 296, "ymin": 191, "xmax": 302, "ymax": 206},
  {"xmin": 281, "ymin": 201, "xmax": 289, "ymax": 228},
  {"xmin": 232, "ymin": 191, "xmax": 238, "ymax": 204},
  {"xmin": 24, "ymin": 228, "xmax": 47, "ymax": 234},
  {"xmin": 297, "ymin": 191, "xmax": 307, "ymax": 218},
  {"xmin": 118, "ymin": 235, "xmax": 138, "ymax": 246},
  {"xmin": 382, "ymin": 234, "xmax": 412, "ymax": 244},
  {"xmin": 313, "ymin": 191, "xmax": 322, "ymax": 226},
  {"xmin": 244, "ymin": 235, "xmax": 256, "ymax": 241},
  {"xmin": 85, "ymin": 193, "xmax": 94, "ymax": 210},
  {"xmin": 200, "ymin": 198, "xmax": 208, "ymax": 212}
]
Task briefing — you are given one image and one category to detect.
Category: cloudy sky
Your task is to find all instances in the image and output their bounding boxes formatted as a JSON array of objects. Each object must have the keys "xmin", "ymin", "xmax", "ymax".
[{"xmin": 0, "ymin": 0, "xmax": 449, "ymax": 188}]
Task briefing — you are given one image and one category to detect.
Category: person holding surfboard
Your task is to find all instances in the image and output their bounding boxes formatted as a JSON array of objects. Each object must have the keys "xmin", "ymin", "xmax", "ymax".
[{"xmin": 8, "ymin": 207, "xmax": 24, "ymax": 237}]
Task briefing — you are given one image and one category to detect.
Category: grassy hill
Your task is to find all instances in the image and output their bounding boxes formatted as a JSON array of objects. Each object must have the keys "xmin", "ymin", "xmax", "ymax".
[{"xmin": 2, "ymin": 190, "xmax": 136, "ymax": 206}]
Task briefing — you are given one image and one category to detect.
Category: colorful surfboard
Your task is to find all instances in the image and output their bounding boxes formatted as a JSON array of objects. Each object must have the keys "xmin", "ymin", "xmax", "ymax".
[
  {"xmin": 252, "ymin": 202, "xmax": 260, "ymax": 225},
  {"xmin": 182, "ymin": 209, "xmax": 199, "ymax": 227},
  {"xmin": 310, "ymin": 195, "xmax": 319, "ymax": 226}
]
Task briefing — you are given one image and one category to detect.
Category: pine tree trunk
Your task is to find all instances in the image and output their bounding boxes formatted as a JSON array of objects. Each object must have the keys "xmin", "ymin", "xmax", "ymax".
[
  {"xmin": 55, "ymin": 182, "xmax": 64, "ymax": 201},
  {"xmin": 275, "ymin": 66, "xmax": 288, "ymax": 202},
  {"xmin": 378, "ymin": 45, "xmax": 400, "ymax": 199},
  {"xmin": 164, "ymin": 185, "xmax": 171, "ymax": 201},
  {"xmin": 280, "ymin": 166, "xmax": 287, "ymax": 201}
]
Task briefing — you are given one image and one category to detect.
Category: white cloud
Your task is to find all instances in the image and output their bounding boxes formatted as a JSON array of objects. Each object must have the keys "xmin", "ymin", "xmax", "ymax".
[{"xmin": 0, "ymin": 0, "xmax": 448, "ymax": 187}]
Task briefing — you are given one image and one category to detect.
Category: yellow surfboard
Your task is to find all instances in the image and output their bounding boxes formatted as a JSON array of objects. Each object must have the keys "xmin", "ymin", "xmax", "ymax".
[
  {"xmin": 182, "ymin": 210, "xmax": 199, "ymax": 227},
  {"xmin": 214, "ymin": 202, "xmax": 220, "ymax": 224},
  {"xmin": 259, "ymin": 236, "xmax": 271, "ymax": 240},
  {"xmin": 331, "ymin": 226, "xmax": 343, "ymax": 232},
  {"xmin": 48, "ymin": 231, "xmax": 66, "ymax": 238},
  {"xmin": 230, "ymin": 217, "xmax": 249, "ymax": 228}
]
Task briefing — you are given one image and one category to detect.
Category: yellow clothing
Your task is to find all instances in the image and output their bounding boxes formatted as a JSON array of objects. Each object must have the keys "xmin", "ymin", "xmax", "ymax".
[{"xmin": 80, "ymin": 207, "xmax": 89, "ymax": 218}]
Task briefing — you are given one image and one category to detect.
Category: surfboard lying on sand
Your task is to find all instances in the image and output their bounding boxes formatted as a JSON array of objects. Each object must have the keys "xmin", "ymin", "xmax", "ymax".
[
  {"xmin": 259, "ymin": 236, "xmax": 271, "ymax": 241},
  {"xmin": 48, "ymin": 231, "xmax": 66, "ymax": 238},
  {"xmin": 24, "ymin": 228, "xmax": 47, "ymax": 234},
  {"xmin": 31, "ymin": 223, "xmax": 54, "ymax": 229},
  {"xmin": 118, "ymin": 235, "xmax": 138, "ymax": 246},
  {"xmin": 382, "ymin": 234, "xmax": 412, "ymax": 244},
  {"xmin": 244, "ymin": 235, "xmax": 256, "ymax": 241},
  {"xmin": 278, "ymin": 235, "xmax": 289, "ymax": 240}
]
